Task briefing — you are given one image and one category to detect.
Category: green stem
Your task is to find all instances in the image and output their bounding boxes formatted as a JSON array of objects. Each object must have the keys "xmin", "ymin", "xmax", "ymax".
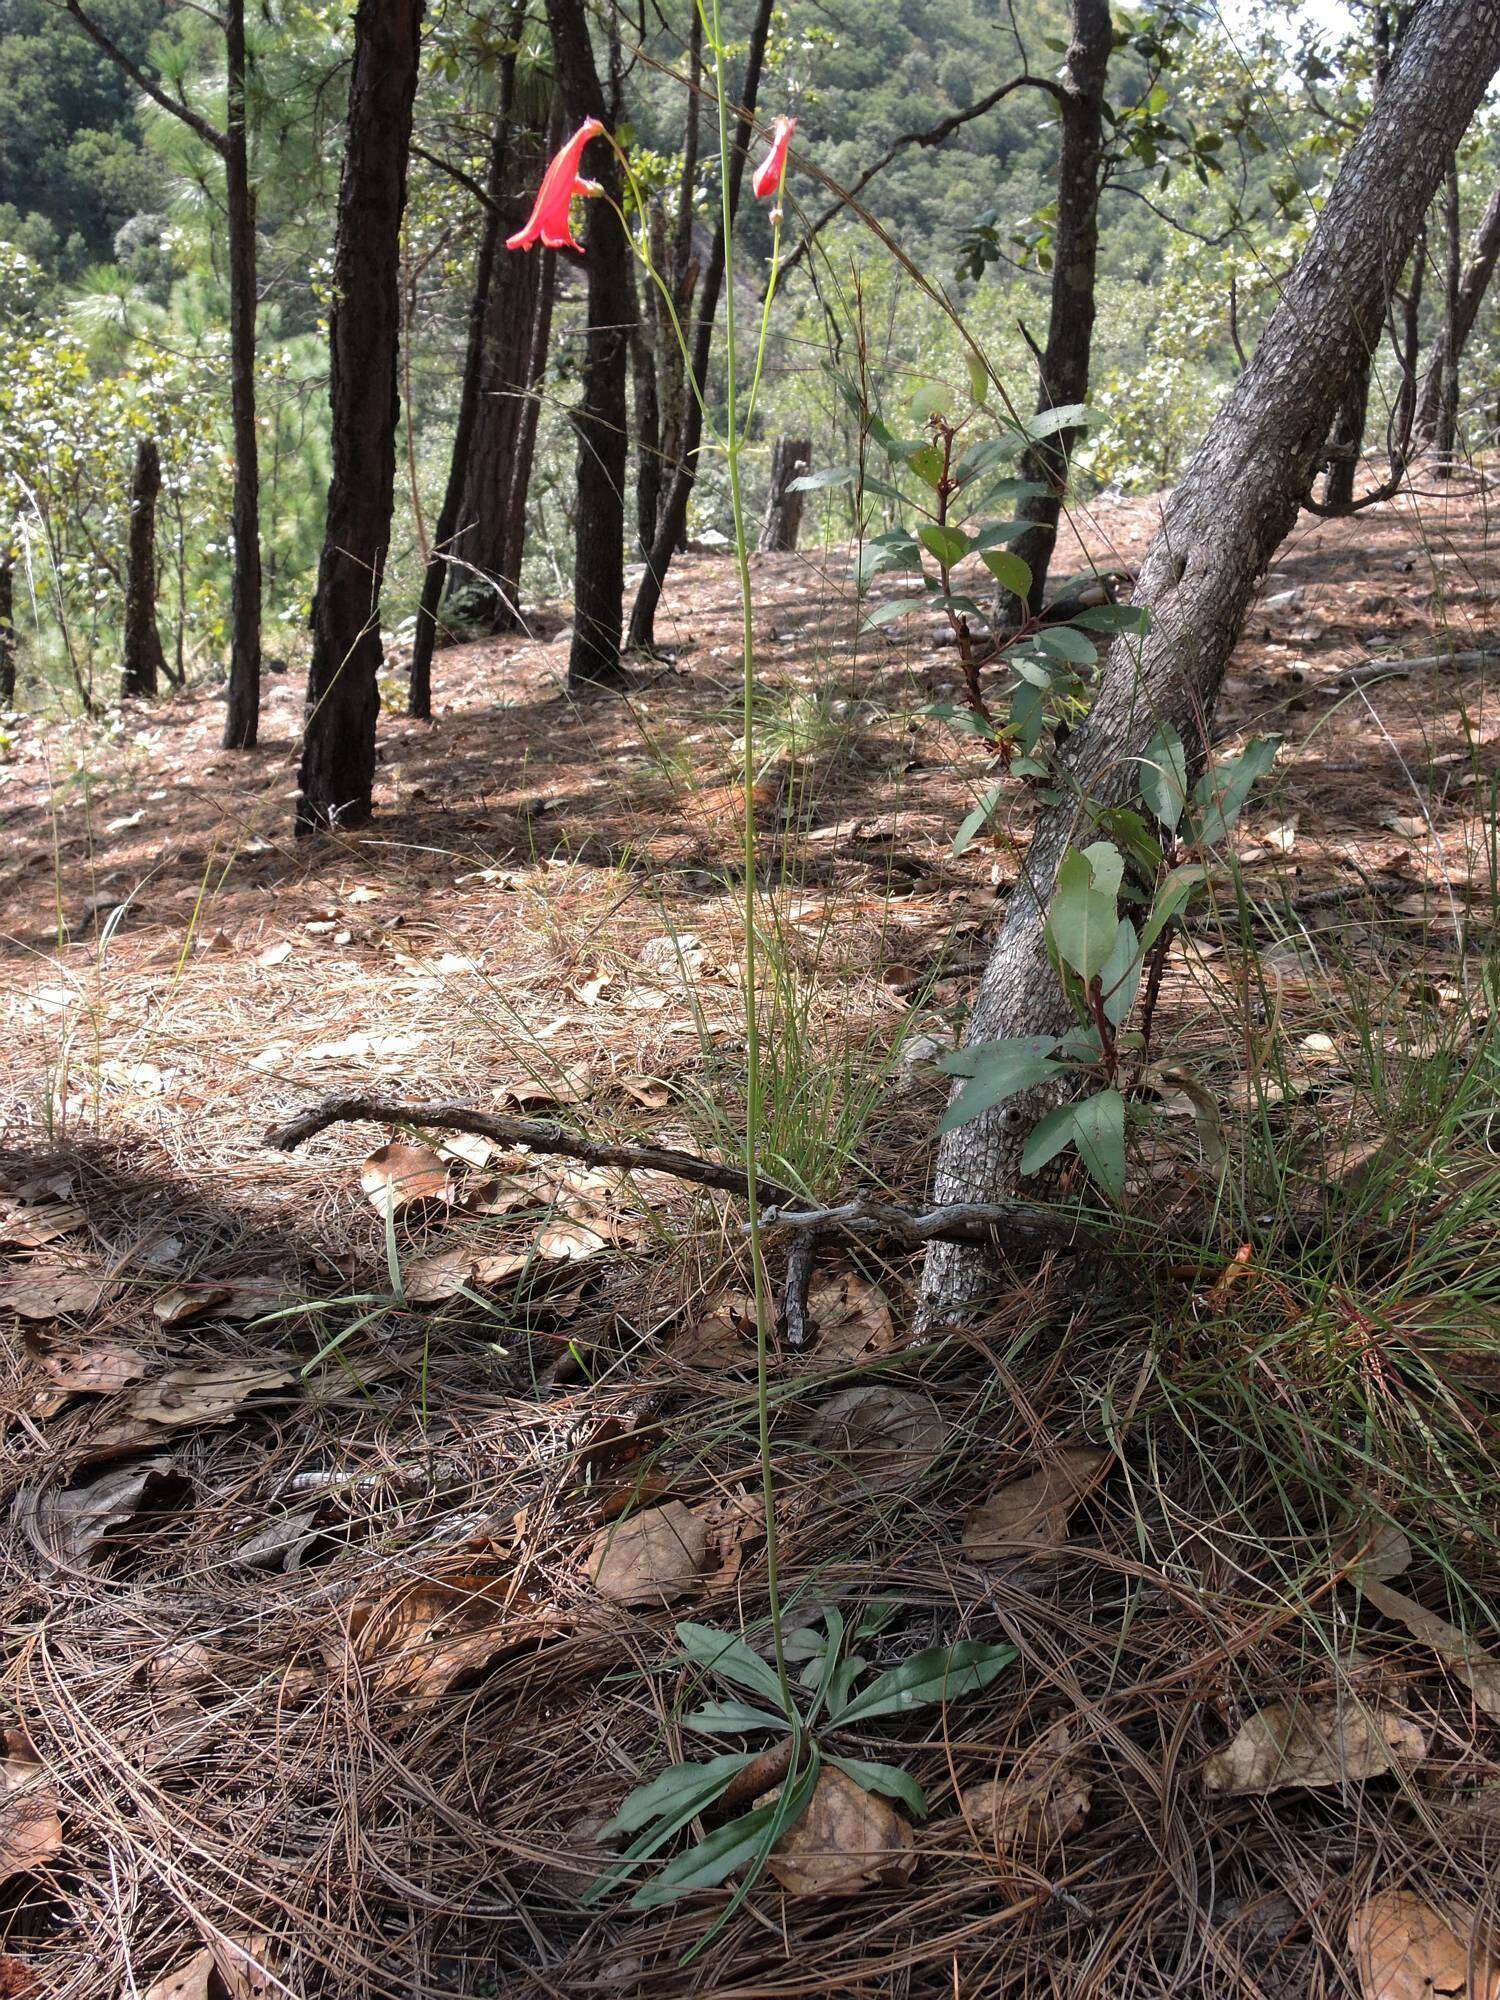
[{"xmin": 703, "ymin": 0, "xmax": 792, "ymax": 1716}]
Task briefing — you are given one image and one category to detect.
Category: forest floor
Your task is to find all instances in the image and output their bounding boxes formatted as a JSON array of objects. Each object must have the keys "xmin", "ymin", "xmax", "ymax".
[{"xmin": 1, "ymin": 477, "xmax": 1498, "ymax": 1998}]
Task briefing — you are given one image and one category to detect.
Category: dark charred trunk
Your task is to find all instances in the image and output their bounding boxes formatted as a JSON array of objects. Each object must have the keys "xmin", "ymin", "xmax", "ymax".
[
  {"xmin": 920, "ymin": 0, "xmax": 1500, "ymax": 1319},
  {"xmin": 409, "ymin": 11, "xmax": 540, "ymax": 717},
  {"xmin": 298, "ymin": 0, "xmax": 425, "ymax": 832},
  {"xmin": 627, "ymin": 0, "xmax": 774, "ymax": 653},
  {"xmin": 1433, "ymin": 157, "xmax": 1463, "ymax": 470},
  {"xmin": 543, "ymin": 0, "xmax": 630, "ymax": 691},
  {"xmin": 629, "ymin": 250, "xmax": 663, "ymax": 552},
  {"xmin": 221, "ymin": 0, "xmax": 263, "ymax": 750},
  {"xmin": 495, "ymin": 239, "xmax": 556, "ymax": 632},
  {"xmin": 0, "ymin": 562, "xmax": 15, "ymax": 709},
  {"xmin": 758, "ymin": 436, "xmax": 809, "ymax": 552},
  {"xmin": 1010, "ymin": 0, "xmax": 1110, "ymax": 616},
  {"xmin": 1417, "ymin": 178, "xmax": 1500, "ymax": 440},
  {"xmin": 121, "ymin": 436, "xmax": 166, "ymax": 699}
]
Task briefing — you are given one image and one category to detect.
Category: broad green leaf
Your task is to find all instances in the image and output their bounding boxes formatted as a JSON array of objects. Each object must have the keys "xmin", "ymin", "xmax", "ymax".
[
  {"xmin": 803, "ymin": 1607, "xmax": 846, "ymax": 1729},
  {"xmin": 938, "ymin": 1042, "xmax": 1062, "ymax": 1133},
  {"xmin": 823, "ymin": 1655, "xmax": 867, "ymax": 1719},
  {"xmin": 965, "ymin": 350, "xmax": 989, "ymax": 405},
  {"xmin": 951, "ymin": 783, "xmax": 1005, "ymax": 857},
  {"xmin": 837, "ymin": 1640, "xmax": 1017, "ymax": 1726},
  {"xmin": 826, "ymin": 1756, "xmax": 929, "ymax": 1819},
  {"xmin": 1020, "ymin": 1099, "xmax": 1079, "ymax": 1178},
  {"xmin": 1072, "ymin": 602, "xmax": 1150, "ymax": 634},
  {"xmin": 1072, "ymin": 1089, "xmax": 1127, "ymax": 1202},
  {"xmin": 1139, "ymin": 722, "xmax": 1189, "ymax": 831},
  {"xmin": 1099, "ymin": 917, "xmax": 1143, "ymax": 1027},
  {"xmin": 1191, "ymin": 735, "xmax": 1280, "ymax": 845},
  {"xmin": 855, "ymin": 529, "xmax": 918, "ymax": 587},
  {"xmin": 939, "ymin": 1033, "xmax": 1062, "ymax": 1080},
  {"xmin": 918, "ymin": 523, "xmax": 971, "ymax": 568},
  {"xmin": 676, "ymin": 1622, "xmax": 786, "ymax": 1706},
  {"xmin": 953, "ymin": 438, "xmax": 1018, "ymax": 486},
  {"xmin": 684, "ymin": 1701, "xmax": 792, "ymax": 1735},
  {"xmin": 1016, "ymin": 401, "xmax": 1099, "ymax": 442},
  {"xmin": 1012, "ymin": 655, "xmax": 1056, "ymax": 688},
  {"xmin": 1138, "ymin": 861, "xmax": 1206, "ymax": 951},
  {"xmin": 787, "ymin": 465, "xmax": 856, "ymax": 492},
  {"xmin": 977, "ymin": 477, "xmax": 1049, "ymax": 505},
  {"xmin": 1048, "ymin": 848, "xmax": 1120, "ymax": 982},
  {"xmin": 981, "ymin": 550, "xmax": 1032, "ymax": 598},
  {"xmin": 1081, "ymin": 839, "xmax": 1124, "ymax": 898},
  {"xmin": 1036, "ymin": 624, "xmax": 1098, "ymax": 666},
  {"xmin": 971, "ymin": 518, "xmax": 1031, "ymax": 551},
  {"xmin": 907, "ymin": 442, "xmax": 946, "ymax": 488},
  {"xmin": 861, "ymin": 597, "xmax": 917, "ymax": 632},
  {"xmin": 1092, "ymin": 805, "xmax": 1163, "ymax": 878},
  {"xmin": 908, "ymin": 380, "xmax": 952, "ymax": 421}
]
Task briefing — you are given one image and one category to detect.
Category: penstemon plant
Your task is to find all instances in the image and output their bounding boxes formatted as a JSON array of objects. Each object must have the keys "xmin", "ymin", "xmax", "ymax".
[{"xmin": 940, "ymin": 721, "xmax": 1280, "ymax": 1200}]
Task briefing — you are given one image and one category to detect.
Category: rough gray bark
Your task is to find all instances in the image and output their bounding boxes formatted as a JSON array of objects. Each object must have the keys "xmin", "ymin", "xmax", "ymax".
[
  {"xmin": 298, "ymin": 0, "xmax": 425, "ymax": 830},
  {"xmin": 920, "ymin": 0, "xmax": 1500, "ymax": 1319},
  {"xmin": 121, "ymin": 436, "xmax": 166, "ymax": 699},
  {"xmin": 1010, "ymin": 0, "xmax": 1110, "ymax": 615},
  {"xmin": 1417, "ymin": 177, "xmax": 1500, "ymax": 440},
  {"xmin": 758, "ymin": 436, "xmax": 810, "ymax": 552}
]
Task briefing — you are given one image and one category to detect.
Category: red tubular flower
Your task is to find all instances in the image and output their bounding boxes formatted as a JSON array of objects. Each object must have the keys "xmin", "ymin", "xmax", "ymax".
[
  {"xmin": 751, "ymin": 115, "xmax": 795, "ymax": 201},
  {"xmin": 507, "ymin": 117, "xmax": 605, "ymax": 253}
]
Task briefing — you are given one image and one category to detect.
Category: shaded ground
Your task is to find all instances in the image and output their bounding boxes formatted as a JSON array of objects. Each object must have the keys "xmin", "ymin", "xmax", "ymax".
[{"xmin": 1, "ymin": 479, "xmax": 1497, "ymax": 1997}]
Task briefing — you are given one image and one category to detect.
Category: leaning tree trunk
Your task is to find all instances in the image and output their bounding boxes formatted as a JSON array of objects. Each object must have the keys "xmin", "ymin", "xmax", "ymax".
[
  {"xmin": 0, "ymin": 561, "xmax": 15, "ymax": 709},
  {"xmin": 626, "ymin": 0, "xmax": 774, "ymax": 653},
  {"xmin": 1433, "ymin": 157, "xmax": 1464, "ymax": 471},
  {"xmin": 920, "ymin": 0, "xmax": 1500, "ymax": 1320},
  {"xmin": 543, "ymin": 0, "xmax": 631, "ymax": 691},
  {"xmin": 1417, "ymin": 177, "xmax": 1500, "ymax": 440},
  {"xmin": 221, "ymin": 0, "xmax": 263, "ymax": 750},
  {"xmin": 758, "ymin": 436, "xmax": 809, "ymax": 551},
  {"xmin": 1010, "ymin": 0, "xmax": 1110, "ymax": 616},
  {"xmin": 298, "ymin": 0, "xmax": 424, "ymax": 831},
  {"xmin": 409, "ymin": 7, "xmax": 536, "ymax": 718},
  {"xmin": 121, "ymin": 436, "xmax": 167, "ymax": 698}
]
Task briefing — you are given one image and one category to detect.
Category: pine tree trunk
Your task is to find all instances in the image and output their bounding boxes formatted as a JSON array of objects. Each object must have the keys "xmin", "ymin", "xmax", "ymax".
[
  {"xmin": 758, "ymin": 436, "xmax": 809, "ymax": 552},
  {"xmin": 543, "ymin": 0, "xmax": 631, "ymax": 692},
  {"xmin": 1009, "ymin": 0, "xmax": 1110, "ymax": 616},
  {"xmin": 494, "ymin": 238, "xmax": 556, "ymax": 633},
  {"xmin": 626, "ymin": 0, "xmax": 774, "ymax": 653},
  {"xmin": 919, "ymin": 0, "xmax": 1500, "ymax": 1321},
  {"xmin": 221, "ymin": 0, "xmax": 263, "ymax": 750},
  {"xmin": 298, "ymin": 0, "xmax": 424, "ymax": 832},
  {"xmin": 1321, "ymin": 356, "xmax": 1374, "ymax": 509},
  {"xmin": 1433, "ymin": 157, "xmax": 1464, "ymax": 470},
  {"xmin": 121, "ymin": 436, "xmax": 166, "ymax": 699},
  {"xmin": 0, "ymin": 561, "xmax": 15, "ymax": 710},
  {"xmin": 409, "ymin": 12, "xmax": 538, "ymax": 718},
  {"xmin": 1417, "ymin": 178, "xmax": 1500, "ymax": 439}
]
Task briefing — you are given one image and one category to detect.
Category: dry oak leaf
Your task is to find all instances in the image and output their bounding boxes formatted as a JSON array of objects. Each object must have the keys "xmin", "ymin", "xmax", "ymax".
[
  {"xmin": 0, "ymin": 1260, "xmax": 114, "ymax": 1322},
  {"xmin": 962, "ymin": 1447, "xmax": 1109, "ymax": 1559},
  {"xmin": 118, "ymin": 1361, "xmax": 295, "ymax": 1433},
  {"xmin": 807, "ymin": 1386, "xmax": 948, "ymax": 1488},
  {"xmin": 0, "ymin": 1198, "xmax": 86, "ymax": 1249},
  {"xmin": 1202, "ymin": 1701, "xmax": 1428, "ymax": 1795},
  {"xmin": 152, "ymin": 1282, "xmax": 234, "ymax": 1328},
  {"xmin": 138, "ymin": 1935, "xmax": 272, "ymax": 2000},
  {"xmin": 347, "ymin": 1571, "xmax": 561, "ymax": 1702},
  {"xmin": 1348, "ymin": 1889, "xmax": 1500, "ymax": 2000},
  {"xmin": 0, "ymin": 1755, "xmax": 62, "ymax": 1883},
  {"xmin": 360, "ymin": 1141, "xmax": 452, "ymax": 1218},
  {"xmin": 959, "ymin": 1721, "xmax": 1091, "ymax": 1860},
  {"xmin": 33, "ymin": 1455, "xmax": 176, "ymax": 1562},
  {"xmin": 29, "ymin": 1340, "xmax": 147, "ymax": 1415},
  {"xmin": 765, "ymin": 1767, "xmax": 916, "ymax": 1897},
  {"xmin": 806, "ymin": 1269, "xmax": 896, "ymax": 1363},
  {"xmin": 587, "ymin": 1501, "xmax": 708, "ymax": 1606}
]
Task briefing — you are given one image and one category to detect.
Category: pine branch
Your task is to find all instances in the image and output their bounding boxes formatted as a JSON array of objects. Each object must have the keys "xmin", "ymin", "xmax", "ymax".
[{"xmin": 60, "ymin": 0, "xmax": 227, "ymax": 155}]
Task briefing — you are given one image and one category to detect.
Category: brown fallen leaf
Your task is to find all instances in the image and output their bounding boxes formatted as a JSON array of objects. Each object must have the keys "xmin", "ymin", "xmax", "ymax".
[
  {"xmin": 360, "ymin": 1140, "xmax": 452, "ymax": 1217},
  {"xmin": 1362, "ymin": 1579, "xmax": 1500, "ymax": 1724},
  {"xmin": 496, "ymin": 1064, "xmax": 593, "ymax": 1111},
  {"xmin": 0, "ymin": 1261, "xmax": 114, "ymax": 1321},
  {"xmin": 962, "ymin": 1447, "xmax": 1108, "ymax": 1559},
  {"xmin": 140, "ymin": 1935, "xmax": 272, "ymax": 2000},
  {"xmin": 1202, "ymin": 1700, "xmax": 1428, "ymax": 1795},
  {"xmin": 587, "ymin": 1501, "xmax": 708, "ymax": 1605},
  {"xmin": 1348, "ymin": 1888, "xmax": 1500, "ymax": 2000},
  {"xmin": 765, "ymin": 1767, "xmax": 915, "ymax": 1897},
  {"xmin": 807, "ymin": 1386, "xmax": 948, "ymax": 1487},
  {"xmin": 115, "ymin": 1361, "xmax": 295, "ymax": 1433},
  {"xmin": 0, "ymin": 1753, "xmax": 62, "ymax": 1882},
  {"xmin": 152, "ymin": 1282, "xmax": 234, "ymax": 1328},
  {"xmin": 29, "ymin": 1340, "xmax": 148, "ymax": 1415},
  {"xmin": 806, "ymin": 1269, "xmax": 896, "ymax": 1363},
  {"xmin": 346, "ymin": 1571, "xmax": 560, "ymax": 1702},
  {"xmin": 0, "ymin": 1198, "xmax": 85, "ymax": 1249},
  {"xmin": 32, "ymin": 1456, "xmax": 176, "ymax": 1562},
  {"xmin": 0, "ymin": 1953, "xmax": 39, "ymax": 1997},
  {"xmin": 958, "ymin": 1721, "xmax": 1091, "ymax": 1860},
  {"xmin": 619, "ymin": 1074, "xmax": 671, "ymax": 1110}
]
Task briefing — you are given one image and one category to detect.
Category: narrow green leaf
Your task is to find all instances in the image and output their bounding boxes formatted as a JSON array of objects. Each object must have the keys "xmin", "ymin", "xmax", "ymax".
[
  {"xmin": 1048, "ymin": 848, "xmax": 1120, "ymax": 982},
  {"xmin": 787, "ymin": 465, "xmax": 856, "ymax": 492},
  {"xmin": 951, "ymin": 783, "xmax": 1005, "ymax": 856},
  {"xmin": 938, "ymin": 1044, "xmax": 1062, "ymax": 1133},
  {"xmin": 1072, "ymin": 602, "xmax": 1150, "ymax": 634},
  {"xmin": 1020, "ymin": 1100, "xmax": 1079, "ymax": 1178},
  {"xmin": 1139, "ymin": 722, "xmax": 1188, "ymax": 831},
  {"xmin": 970, "ymin": 518, "xmax": 1031, "ymax": 551},
  {"xmin": 1072, "ymin": 1089, "xmax": 1127, "ymax": 1202},
  {"xmin": 1098, "ymin": 917, "xmax": 1143, "ymax": 1027},
  {"xmin": 684, "ymin": 1701, "xmax": 792, "ymax": 1736},
  {"xmin": 837, "ymin": 1640, "xmax": 1017, "ymax": 1726},
  {"xmin": 675, "ymin": 1623, "xmax": 787, "ymax": 1705},
  {"xmin": 1138, "ymin": 861, "xmax": 1206, "ymax": 951},
  {"xmin": 600, "ymin": 1752, "xmax": 756, "ymax": 1841},
  {"xmin": 826, "ymin": 1756, "xmax": 928, "ymax": 1819},
  {"xmin": 1191, "ymin": 735, "xmax": 1280, "ymax": 845}
]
